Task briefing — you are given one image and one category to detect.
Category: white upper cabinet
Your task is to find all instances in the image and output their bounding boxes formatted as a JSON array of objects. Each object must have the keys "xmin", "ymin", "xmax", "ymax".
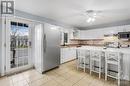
[
  {"xmin": 124, "ymin": 25, "xmax": 130, "ymax": 32},
  {"xmin": 79, "ymin": 25, "xmax": 130, "ymax": 39}
]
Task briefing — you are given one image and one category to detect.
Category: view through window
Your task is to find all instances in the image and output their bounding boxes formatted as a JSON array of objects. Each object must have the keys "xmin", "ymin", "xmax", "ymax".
[{"xmin": 10, "ymin": 21, "xmax": 29, "ymax": 68}]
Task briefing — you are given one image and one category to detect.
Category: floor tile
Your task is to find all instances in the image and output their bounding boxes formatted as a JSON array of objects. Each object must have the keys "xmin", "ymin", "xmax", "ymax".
[
  {"xmin": 59, "ymin": 79, "xmax": 74, "ymax": 86},
  {"xmin": 0, "ymin": 60, "xmax": 130, "ymax": 86},
  {"xmin": 13, "ymin": 80, "xmax": 28, "ymax": 86},
  {"xmin": 41, "ymin": 80, "xmax": 60, "ymax": 86},
  {"xmin": 0, "ymin": 77, "xmax": 13, "ymax": 86}
]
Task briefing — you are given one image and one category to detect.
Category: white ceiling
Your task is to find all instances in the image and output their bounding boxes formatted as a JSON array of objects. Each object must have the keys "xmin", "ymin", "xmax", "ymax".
[{"xmin": 15, "ymin": 0, "xmax": 130, "ymax": 29}]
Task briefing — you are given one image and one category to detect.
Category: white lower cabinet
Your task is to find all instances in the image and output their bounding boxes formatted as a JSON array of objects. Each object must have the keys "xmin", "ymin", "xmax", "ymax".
[{"xmin": 60, "ymin": 47, "xmax": 76, "ymax": 64}]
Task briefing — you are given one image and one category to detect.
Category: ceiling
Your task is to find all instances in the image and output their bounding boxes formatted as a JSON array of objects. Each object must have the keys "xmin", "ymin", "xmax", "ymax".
[{"xmin": 15, "ymin": 0, "xmax": 130, "ymax": 29}]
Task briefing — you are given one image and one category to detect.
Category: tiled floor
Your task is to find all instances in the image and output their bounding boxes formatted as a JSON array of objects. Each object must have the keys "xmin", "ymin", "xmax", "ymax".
[{"xmin": 0, "ymin": 60, "xmax": 130, "ymax": 86}]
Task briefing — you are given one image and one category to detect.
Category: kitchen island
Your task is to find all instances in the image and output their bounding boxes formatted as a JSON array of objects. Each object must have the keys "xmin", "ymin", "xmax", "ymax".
[{"xmin": 77, "ymin": 46, "xmax": 130, "ymax": 81}]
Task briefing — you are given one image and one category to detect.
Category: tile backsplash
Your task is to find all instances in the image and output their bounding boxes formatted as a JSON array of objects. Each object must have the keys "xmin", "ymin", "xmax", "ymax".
[{"xmin": 70, "ymin": 37, "xmax": 130, "ymax": 47}]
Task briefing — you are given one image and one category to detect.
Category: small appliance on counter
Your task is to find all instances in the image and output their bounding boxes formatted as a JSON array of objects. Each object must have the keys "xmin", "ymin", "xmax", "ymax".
[{"xmin": 118, "ymin": 32, "xmax": 130, "ymax": 39}]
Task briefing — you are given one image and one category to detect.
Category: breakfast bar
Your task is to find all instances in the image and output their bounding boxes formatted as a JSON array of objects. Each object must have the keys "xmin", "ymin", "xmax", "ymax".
[{"xmin": 76, "ymin": 46, "xmax": 130, "ymax": 81}]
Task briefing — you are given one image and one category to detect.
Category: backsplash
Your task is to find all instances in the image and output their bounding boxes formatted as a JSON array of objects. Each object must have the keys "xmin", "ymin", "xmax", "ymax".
[{"xmin": 70, "ymin": 37, "xmax": 130, "ymax": 47}]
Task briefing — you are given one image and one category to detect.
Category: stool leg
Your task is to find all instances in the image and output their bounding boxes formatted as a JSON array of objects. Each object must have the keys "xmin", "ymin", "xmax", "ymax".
[
  {"xmin": 118, "ymin": 64, "xmax": 121, "ymax": 86},
  {"xmin": 89, "ymin": 58, "xmax": 90, "ymax": 73},
  {"xmin": 105, "ymin": 62, "xmax": 107, "ymax": 81},
  {"xmin": 99, "ymin": 59, "xmax": 101, "ymax": 79},
  {"xmin": 90, "ymin": 60, "xmax": 92, "ymax": 75},
  {"xmin": 77, "ymin": 58, "xmax": 79, "ymax": 70},
  {"xmin": 84, "ymin": 58, "xmax": 86, "ymax": 72},
  {"xmin": 118, "ymin": 71, "xmax": 120, "ymax": 86}
]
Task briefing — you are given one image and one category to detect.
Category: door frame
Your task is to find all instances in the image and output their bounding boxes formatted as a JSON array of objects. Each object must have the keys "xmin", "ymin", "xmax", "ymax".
[{"xmin": 5, "ymin": 17, "xmax": 34, "ymax": 75}]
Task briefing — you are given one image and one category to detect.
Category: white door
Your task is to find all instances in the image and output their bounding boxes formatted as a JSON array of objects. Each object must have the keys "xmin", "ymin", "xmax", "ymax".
[
  {"xmin": 34, "ymin": 24, "xmax": 43, "ymax": 73},
  {"xmin": 5, "ymin": 18, "xmax": 33, "ymax": 74}
]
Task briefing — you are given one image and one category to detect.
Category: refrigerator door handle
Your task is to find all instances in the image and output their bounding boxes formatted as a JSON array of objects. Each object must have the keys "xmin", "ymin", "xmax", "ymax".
[{"xmin": 44, "ymin": 34, "xmax": 46, "ymax": 53}]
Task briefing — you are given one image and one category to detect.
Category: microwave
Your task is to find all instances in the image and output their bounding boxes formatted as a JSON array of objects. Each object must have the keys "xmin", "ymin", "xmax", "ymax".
[{"xmin": 118, "ymin": 32, "xmax": 130, "ymax": 39}]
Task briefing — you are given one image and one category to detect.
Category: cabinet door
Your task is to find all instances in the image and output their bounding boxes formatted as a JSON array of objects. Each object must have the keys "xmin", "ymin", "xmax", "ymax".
[
  {"xmin": 68, "ymin": 48, "xmax": 73, "ymax": 61},
  {"xmin": 73, "ymin": 48, "xmax": 76, "ymax": 59},
  {"xmin": 65, "ymin": 47, "xmax": 76, "ymax": 62},
  {"xmin": 124, "ymin": 25, "xmax": 130, "ymax": 32},
  {"xmin": 61, "ymin": 48, "xmax": 68, "ymax": 63},
  {"xmin": 65, "ymin": 48, "xmax": 70, "ymax": 62},
  {"xmin": 60, "ymin": 48, "xmax": 63, "ymax": 64},
  {"xmin": 60, "ymin": 47, "xmax": 76, "ymax": 63}
]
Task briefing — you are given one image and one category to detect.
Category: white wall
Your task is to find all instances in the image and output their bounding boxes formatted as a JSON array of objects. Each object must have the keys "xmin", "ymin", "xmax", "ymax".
[
  {"xmin": 15, "ymin": 10, "xmax": 75, "ymax": 29},
  {"xmin": 0, "ymin": 18, "xmax": 2, "ymax": 75},
  {"xmin": 79, "ymin": 25, "xmax": 130, "ymax": 39},
  {"xmin": 0, "ymin": 17, "xmax": 5, "ymax": 76}
]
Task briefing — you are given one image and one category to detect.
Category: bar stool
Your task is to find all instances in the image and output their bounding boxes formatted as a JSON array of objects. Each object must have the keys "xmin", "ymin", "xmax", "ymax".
[
  {"xmin": 90, "ymin": 50, "xmax": 103, "ymax": 79},
  {"xmin": 85, "ymin": 49, "xmax": 90, "ymax": 70},
  {"xmin": 105, "ymin": 51, "xmax": 123, "ymax": 86},
  {"xmin": 77, "ymin": 49, "xmax": 90, "ymax": 72}
]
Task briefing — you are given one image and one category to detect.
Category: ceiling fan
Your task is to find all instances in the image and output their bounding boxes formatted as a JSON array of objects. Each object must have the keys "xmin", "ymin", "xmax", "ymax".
[
  {"xmin": 60, "ymin": 8, "xmax": 129, "ymax": 23},
  {"xmin": 84, "ymin": 10, "xmax": 102, "ymax": 23}
]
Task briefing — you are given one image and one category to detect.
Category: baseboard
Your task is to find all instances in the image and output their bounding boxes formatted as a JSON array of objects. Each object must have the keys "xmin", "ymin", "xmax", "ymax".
[
  {"xmin": 61, "ymin": 58, "xmax": 77, "ymax": 64},
  {"xmin": 42, "ymin": 66, "xmax": 59, "ymax": 74},
  {"xmin": 6, "ymin": 66, "xmax": 34, "ymax": 76}
]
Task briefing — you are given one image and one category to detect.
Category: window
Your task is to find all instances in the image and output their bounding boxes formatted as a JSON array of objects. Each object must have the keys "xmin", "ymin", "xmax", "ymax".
[
  {"xmin": 10, "ymin": 21, "xmax": 29, "ymax": 68},
  {"xmin": 64, "ymin": 33, "xmax": 68, "ymax": 44}
]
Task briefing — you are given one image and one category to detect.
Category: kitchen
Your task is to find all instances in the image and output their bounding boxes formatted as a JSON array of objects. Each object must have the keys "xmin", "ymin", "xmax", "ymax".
[
  {"xmin": 0, "ymin": 0, "xmax": 130, "ymax": 86},
  {"xmin": 60, "ymin": 25, "xmax": 130, "ymax": 86}
]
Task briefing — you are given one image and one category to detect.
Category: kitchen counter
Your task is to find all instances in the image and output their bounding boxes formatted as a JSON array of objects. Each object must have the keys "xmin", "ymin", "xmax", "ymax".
[
  {"xmin": 60, "ymin": 44, "xmax": 81, "ymax": 48},
  {"xmin": 77, "ymin": 46, "xmax": 130, "ymax": 81},
  {"xmin": 78, "ymin": 46, "xmax": 130, "ymax": 54},
  {"xmin": 60, "ymin": 44, "xmax": 103, "ymax": 48}
]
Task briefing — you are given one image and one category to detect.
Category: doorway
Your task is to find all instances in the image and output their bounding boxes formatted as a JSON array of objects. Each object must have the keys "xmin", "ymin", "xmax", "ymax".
[{"xmin": 5, "ymin": 17, "xmax": 33, "ymax": 74}]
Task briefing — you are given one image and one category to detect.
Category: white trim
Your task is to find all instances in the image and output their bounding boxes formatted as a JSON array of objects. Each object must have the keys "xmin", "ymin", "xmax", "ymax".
[
  {"xmin": 1, "ymin": 17, "xmax": 6, "ymax": 76},
  {"xmin": 2, "ymin": 17, "xmax": 34, "ymax": 75},
  {"xmin": 6, "ymin": 64, "xmax": 33, "ymax": 75},
  {"xmin": 13, "ymin": 16, "xmax": 44, "ymax": 25}
]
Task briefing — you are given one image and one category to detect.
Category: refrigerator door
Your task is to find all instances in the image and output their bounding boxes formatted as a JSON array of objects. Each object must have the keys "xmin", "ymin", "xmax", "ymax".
[{"xmin": 43, "ymin": 23, "xmax": 60, "ymax": 72}]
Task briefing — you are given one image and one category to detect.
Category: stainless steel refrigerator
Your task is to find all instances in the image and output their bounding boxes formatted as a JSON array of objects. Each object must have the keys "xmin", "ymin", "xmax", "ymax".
[{"xmin": 42, "ymin": 23, "xmax": 60, "ymax": 73}]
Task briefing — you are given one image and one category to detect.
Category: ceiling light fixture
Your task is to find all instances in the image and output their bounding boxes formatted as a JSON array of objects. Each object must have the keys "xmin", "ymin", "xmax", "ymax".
[
  {"xmin": 87, "ymin": 17, "xmax": 92, "ymax": 23},
  {"xmin": 85, "ymin": 10, "xmax": 100, "ymax": 23},
  {"xmin": 87, "ymin": 17, "xmax": 95, "ymax": 23},
  {"xmin": 91, "ymin": 18, "xmax": 95, "ymax": 22}
]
